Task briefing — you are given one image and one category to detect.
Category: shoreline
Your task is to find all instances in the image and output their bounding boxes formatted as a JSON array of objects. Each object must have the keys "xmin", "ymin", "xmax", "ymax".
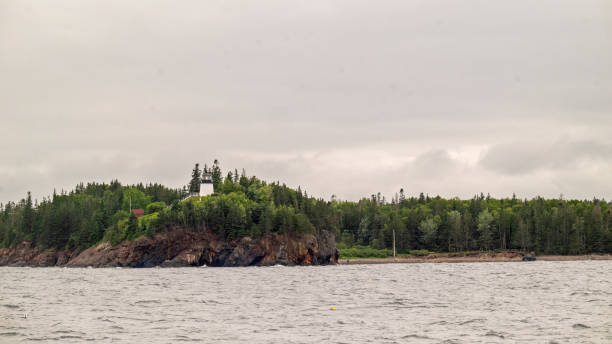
[
  {"xmin": 338, "ymin": 253, "xmax": 612, "ymax": 265},
  {"xmin": 0, "ymin": 229, "xmax": 339, "ymax": 268}
]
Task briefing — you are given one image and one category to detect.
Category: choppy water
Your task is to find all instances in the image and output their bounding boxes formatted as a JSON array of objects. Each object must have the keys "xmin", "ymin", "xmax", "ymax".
[{"xmin": 1, "ymin": 261, "xmax": 610, "ymax": 343}]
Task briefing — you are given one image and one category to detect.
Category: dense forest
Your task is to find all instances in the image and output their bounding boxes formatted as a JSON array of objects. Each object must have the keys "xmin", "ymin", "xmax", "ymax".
[{"xmin": 1, "ymin": 160, "xmax": 611, "ymax": 255}]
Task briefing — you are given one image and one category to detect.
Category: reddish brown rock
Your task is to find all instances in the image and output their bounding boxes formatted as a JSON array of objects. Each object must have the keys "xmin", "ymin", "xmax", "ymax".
[
  {"xmin": 0, "ymin": 242, "xmax": 75, "ymax": 267},
  {"xmin": 0, "ymin": 227, "xmax": 338, "ymax": 268}
]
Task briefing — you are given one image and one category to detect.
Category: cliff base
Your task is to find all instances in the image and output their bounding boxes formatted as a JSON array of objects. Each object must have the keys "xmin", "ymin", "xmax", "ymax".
[{"xmin": 0, "ymin": 228, "xmax": 338, "ymax": 268}]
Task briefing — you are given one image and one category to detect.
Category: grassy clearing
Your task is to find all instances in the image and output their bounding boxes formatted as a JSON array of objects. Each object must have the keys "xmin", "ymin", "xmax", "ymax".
[
  {"xmin": 339, "ymin": 245, "xmax": 394, "ymax": 259},
  {"xmin": 338, "ymin": 245, "xmax": 433, "ymax": 259}
]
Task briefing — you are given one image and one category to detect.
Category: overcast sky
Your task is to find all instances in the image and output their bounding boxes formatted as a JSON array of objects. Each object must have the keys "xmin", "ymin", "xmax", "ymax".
[{"xmin": 1, "ymin": 1, "xmax": 611, "ymax": 204}]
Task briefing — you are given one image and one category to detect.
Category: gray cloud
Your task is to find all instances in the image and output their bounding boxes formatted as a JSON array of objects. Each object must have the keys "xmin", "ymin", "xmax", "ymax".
[
  {"xmin": 479, "ymin": 139, "xmax": 612, "ymax": 175},
  {"xmin": 1, "ymin": 0, "xmax": 611, "ymax": 203},
  {"xmin": 411, "ymin": 150, "xmax": 457, "ymax": 177}
]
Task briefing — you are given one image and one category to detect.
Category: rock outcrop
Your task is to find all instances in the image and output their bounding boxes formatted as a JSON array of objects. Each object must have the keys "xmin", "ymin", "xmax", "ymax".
[
  {"xmin": 0, "ymin": 242, "xmax": 75, "ymax": 267},
  {"xmin": 521, "ymin": 252, "xmax": 537, "ymax": 261},
  {"xmin": 0, "ymin": 228, "xmax": 338, "ymax": 268}
]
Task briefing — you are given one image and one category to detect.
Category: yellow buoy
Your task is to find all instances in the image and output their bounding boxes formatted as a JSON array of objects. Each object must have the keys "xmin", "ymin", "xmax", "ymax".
[{"xmin": 330, "ymin": 307, "xmax": 335, "ymax": 311}]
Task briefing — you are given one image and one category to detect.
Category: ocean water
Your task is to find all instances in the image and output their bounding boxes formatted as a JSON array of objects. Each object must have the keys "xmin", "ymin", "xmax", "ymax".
[{"xmin": 0, "ymin": 261, "xmax": 610, "ymax": 343}]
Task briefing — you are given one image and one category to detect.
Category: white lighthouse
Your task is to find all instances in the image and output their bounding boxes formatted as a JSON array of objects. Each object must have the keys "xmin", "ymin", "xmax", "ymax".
[{"xmin": 199, "ymin": 172, "xmax": 214, "ymax": 197}]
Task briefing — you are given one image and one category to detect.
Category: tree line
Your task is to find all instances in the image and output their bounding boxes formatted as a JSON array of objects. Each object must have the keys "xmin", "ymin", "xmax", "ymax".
[
  {"xmin": 336, "ymin": 191, "xmax": 611, "ymax": 255},
  {"xmin": 0, "ymin": 181, "xmax": 182, "ymax": 250},
  {"xmin": 1, "ymin": 162, "xmax": 611, "ymax": 254}
]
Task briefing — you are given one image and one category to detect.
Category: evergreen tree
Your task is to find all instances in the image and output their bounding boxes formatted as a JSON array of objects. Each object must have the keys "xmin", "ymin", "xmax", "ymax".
[
  {"xmin": 418, "ymin": 192, "xmax": 425, "ymax": 204},
  {"xmin": 462, "ymin": 211, "xmax": 474, "ymax": 251},
  {"xmin": 211, "ymin": 159, "xmax": 222, "ymax": 192},
  {"xmin": 477, "ymin": 209, "xmax": 494, "ymax": 250},
  {"xmin": 188, "ymin": 163, "xmax": 202, "ymax": 194},
  {"xmin": 448, "ymin": 210, "xmax": 462, "ymax": 251},
  {"xmin": 1, "ymin": 166, "xmax": 611, "ymax": 257},
  {"xmin": 126, "ymin": 212, "xmax": 139, "ymax": 240},
  {"xmin": 21, "ymin": 192, "xmax": 34, "ymax": 240},
  {"xmin": 239, "ymin": 169, "xmax": 249, "ymax": 188},
  {"xmin": 512, "ymin": 219, "xmax": 530, "ymax": 252}
]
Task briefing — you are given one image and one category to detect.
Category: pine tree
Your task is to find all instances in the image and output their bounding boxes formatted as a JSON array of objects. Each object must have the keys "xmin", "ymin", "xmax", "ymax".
[
  {"xmin": 222, "ymin": 171, "xmax": 235, "ymax": 194},
  {"xmin": 239, "ymin": 169, "xmax": 249, "ymax": 188},
  {"xmin": 188, "ymin": 163, "xmax": 202, "ymax": 194},
  {"xmin": 418, "ymin": 192, "xmax": 425, "ymax": 204},
  {"xmin": 21, "ymin": 192, "xmax": 34, "ymax": 240},
  {"xmin": 212, "ymin": 159, "xmax": 222, "ymax": 193},
  {"xmin": 126, "ymin": 212, "xmax": 138, "ymax": 240}
]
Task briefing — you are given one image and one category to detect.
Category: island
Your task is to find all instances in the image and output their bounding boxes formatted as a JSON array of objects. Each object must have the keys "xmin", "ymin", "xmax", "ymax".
[{"xmin": 1, "ymin": 160, "xmax": 611, "ymax": 267}]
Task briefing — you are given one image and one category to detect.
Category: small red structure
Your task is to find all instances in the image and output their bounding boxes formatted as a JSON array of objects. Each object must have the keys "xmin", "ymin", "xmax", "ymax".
[{"xmin": 132, "ymin": 209, "xmax": 144, "ymax": 218}]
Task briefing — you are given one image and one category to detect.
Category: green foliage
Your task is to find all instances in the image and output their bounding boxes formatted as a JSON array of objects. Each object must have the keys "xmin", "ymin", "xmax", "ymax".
[
  {"xmin": 121, "ymin": 188, "xmax": 151, "ymax": 212},
  {"xmin": 419, "ymin": 217, "xmax": 439, "ymax": 249},
  {"xmin": 105, "ymin": 225, "xmax": 124, "ymax": 246},
  {"xmin": 339, "ymin": 245, "xmax": 394, "ymax": 259},
  {"xmin": 163, "ymin": 186, "xmax": 315, "ymax": 241},
  {"xmin": 477, "ymin": 209, "xmax": 494, "ymax": 250},
  {"xmin": 141, "ymin": 212, "xmax": 161, "ymax": 236},
  {"xmin": 447, "ymin": 210, "xmax": 462, "ymax": 251},
  {"xmin": 0, "ymin": 160, "xmax": 611, "ymax": 257},
  {"xmin": 334, "ymin": 193, "xmax": 611, "ymax": 255},
  {"xmin": 211, "ymin": 159, "xmax": 222, "ymax": 193},
  {"xmin": 145, "ymin": 202, "xmax": 166, "ymax": 215},
  {"xmin": 126, "ymin": 213, "xmax": 139, "ymax": 240},
  {"xmin": 340, "ymin": 230, "xmax": 355, "ymax": 246},
  {"xmin": 188, "ymin": 163, "xmax": 202, "ymax": 194},
  {"xmin": 0, "ymin": 181, "xmax": 181, "ymax": 250}
]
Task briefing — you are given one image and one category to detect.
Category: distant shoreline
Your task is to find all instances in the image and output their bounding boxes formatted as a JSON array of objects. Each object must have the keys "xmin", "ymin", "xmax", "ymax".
[{"xmin": 338, "ymin": 253, "xmax": 612, "ymax": 265}]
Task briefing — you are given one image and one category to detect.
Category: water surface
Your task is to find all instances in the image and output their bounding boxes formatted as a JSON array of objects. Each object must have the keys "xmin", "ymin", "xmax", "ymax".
[{"xmin": 1, "ymin": 261, "xmax": 610, "ymax": 343}]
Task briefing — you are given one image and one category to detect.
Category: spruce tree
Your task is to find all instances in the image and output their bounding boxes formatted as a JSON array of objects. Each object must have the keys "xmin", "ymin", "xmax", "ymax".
[
  {"xmin": 188, "ymin": 163, "xmax": 202, "ymax": 194},
  {"xmin": 21, "ymin": 192, "xmax": 34, "ymax": 239},
  {"xmin": 239, "ymin": 169, "xmax": 249, "ymax": 188},
  {"xmin": 126, "ymin": 212, "xmax": 138, "ymax": 240},
  {"xmin": 211, "ymin": 159, "xmax": 222, "ymax": 192}
]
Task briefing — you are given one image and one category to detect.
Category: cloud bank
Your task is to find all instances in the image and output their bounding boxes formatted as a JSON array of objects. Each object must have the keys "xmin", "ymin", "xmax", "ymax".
[{"xmin": 1, "ymin": 0, "xmax": 611, "ymax": 203}]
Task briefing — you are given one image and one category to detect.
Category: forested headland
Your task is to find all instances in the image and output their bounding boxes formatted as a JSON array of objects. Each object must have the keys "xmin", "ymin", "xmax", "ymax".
[{"xmin": 1, "ymin": 160, "xmax": 611, "ymax": 255}]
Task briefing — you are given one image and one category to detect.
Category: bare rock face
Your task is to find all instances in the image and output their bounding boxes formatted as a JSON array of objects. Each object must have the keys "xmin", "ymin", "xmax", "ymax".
[
  {"xmin": 0, "ymin": 242, "xmax": 75, "ymax": 267},
  {"xmin": 223, "ymin": 230, "xmax": 339, "ymax": 267},
  {"xmin": 0, "ymin": 228, "xmax": 338, "ymax": 268},
  {"xmin": 67, "ymin": 228, "xmax": 337, "ymax": 267}
]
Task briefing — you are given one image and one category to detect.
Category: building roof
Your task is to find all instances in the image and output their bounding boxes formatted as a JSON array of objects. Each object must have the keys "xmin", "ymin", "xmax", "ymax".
[{"xmin": 132, "ymin": 209, "xmax": 144, "ymax": 217}]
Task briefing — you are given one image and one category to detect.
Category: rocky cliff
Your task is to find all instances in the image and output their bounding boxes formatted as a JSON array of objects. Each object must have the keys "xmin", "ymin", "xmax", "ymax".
[{"xmin": 0, "ymin": 228, "xmax": 338, "ymax": 267}]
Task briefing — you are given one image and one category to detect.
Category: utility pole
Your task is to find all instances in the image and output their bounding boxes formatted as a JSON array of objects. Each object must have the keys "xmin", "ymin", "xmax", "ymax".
[
  {"xmin": 393, "ymin": 199, "xmax": 397, "ymax": 258},
  {"xmin": 393, "ymin": 228, "xmax": 396, "ymax": 258}
]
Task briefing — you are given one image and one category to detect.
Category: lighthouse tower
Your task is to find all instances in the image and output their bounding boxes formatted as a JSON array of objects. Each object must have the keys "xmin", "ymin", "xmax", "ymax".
[{"xmin": 199, "ymin": 172, "xmax": 214, "ymax": 197}]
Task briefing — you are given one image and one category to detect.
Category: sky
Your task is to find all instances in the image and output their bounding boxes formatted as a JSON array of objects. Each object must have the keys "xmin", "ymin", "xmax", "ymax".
[{"xmin": 1, "ymin": 0, "xmax": 611, "ymax": 204}]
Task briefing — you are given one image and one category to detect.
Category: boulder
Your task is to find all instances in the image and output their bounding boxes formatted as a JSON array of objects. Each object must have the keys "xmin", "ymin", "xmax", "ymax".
[{"xmin": 522, "ymin": 252, "xmax": 537, "ymax": 261}]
